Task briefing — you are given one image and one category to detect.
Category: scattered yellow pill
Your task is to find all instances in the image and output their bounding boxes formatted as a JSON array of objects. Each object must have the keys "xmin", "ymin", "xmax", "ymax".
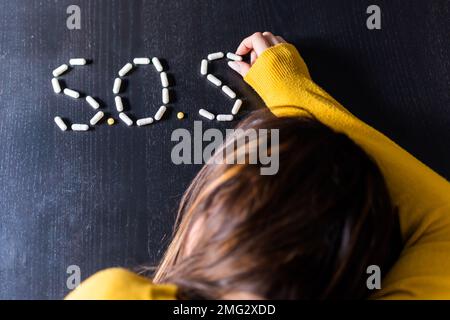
[
  {"xmin": 177, "ymin": 112, "xmax": 185, "ymax": 120},
  {"xmin": 107, "ymin": 118, "xmax": 115, "ymax": 126}
]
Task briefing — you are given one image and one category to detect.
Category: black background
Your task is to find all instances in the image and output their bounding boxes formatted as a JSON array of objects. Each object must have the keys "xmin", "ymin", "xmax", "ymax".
[{"xmin": 0, "ymin": 0, "xmax": 448, "ymax": 299}]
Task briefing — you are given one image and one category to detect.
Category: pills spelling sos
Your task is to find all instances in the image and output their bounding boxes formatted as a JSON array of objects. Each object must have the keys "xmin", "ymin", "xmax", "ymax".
[{"xmin": 51, "ymin": 49, "xmax": 245, "ymax": 132}]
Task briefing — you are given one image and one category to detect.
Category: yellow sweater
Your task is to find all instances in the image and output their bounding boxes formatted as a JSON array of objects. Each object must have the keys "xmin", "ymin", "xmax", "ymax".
[{"xmin": 66, "ymin": 43, "xmax": 450, "ymax": 300}]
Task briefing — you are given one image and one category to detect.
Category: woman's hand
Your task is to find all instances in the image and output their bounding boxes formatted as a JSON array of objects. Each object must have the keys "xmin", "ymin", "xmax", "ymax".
[{"xmin": 228, "ymin": 32, "xmax": 287, "ymax": 77}]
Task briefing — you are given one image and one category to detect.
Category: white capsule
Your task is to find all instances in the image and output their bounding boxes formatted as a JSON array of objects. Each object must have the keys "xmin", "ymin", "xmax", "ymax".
[
  {"xmin": 200, "ymin": 59, "xmax": 208, "ymax": 75},
  {"xmin": 207, "ymin": 52, "xmax": 224, "ymax": 61},
  {"xmin": 152, "ymin": 57, "xmax": 163, "ymax": 72},
  {"xmin": 54, "ymin": 116, "xmax": 67, "ymax": 131},
  {"xmin": 63, "ymin": 88, "xmax": 80, "ymax": 99},
  {"xmin": 90, "ymin": 111, "xmax": 104, "ymax": 126},
  {"xmin": 199, "ymin": 108, "xmax": 215, "ymax": 120},
  {"xmin": 207, "ymin": 74, "xmax": 222, "ymax": 87},
  {"xmin": 226, "ymin": 52, "xmax": 243, "ymax": 61},
  {"xmin": 222, "ymin": 85, "xmax": 236, "ymax": 99},
  {"xmin": 137, "ymin": 117, "xmax": 154, "ymax": 127},
  {"xmin": 160, "ymin": 72, "xmax": 169, "ymax": 88},
  {"xmin": 217, "ymin": 114, "xmax": 234, "ymax": 122},
  {"xmin": 51, "ymin": 78, "xmax": 62, "ymax": 94},
  {"xmin": 162, "ymin": 88, "xmax": 170, "ymax": 104},
  {"xmin": 118, "ymin": 63, "xmax": 133, "ymax": 77},
  {"xmin": 86, "ymin": 96, "xmax": 100, "ymax": 110},
  {"xmin": 69, "ymin": 58, "xmax": 87, "ymax": 66},
  {"xmin": 71, "ymin": 124, "xmax": 89, "ymax": 131},
  {"xmin": 52, "ymin": 64, "xmax": 69, "ymax": 77},
  {"xmin": 119, "ymin": 112, "xmax": 133, "ymax": 126},
  {"xmin": 113, "ymin": 78, "xmax": 122, "ymax": 94},
  {"xmin": 133, "ymin": 57, "xmax": 151, "ymax": 65},
  {"xmin": 115, "ymin": 96, "xmax": 124, "ymax": 112},
  {"xmin": 154, "ymin": 106, "xmax": 167, "ymax": 121},
  {"xmin": 231, "ymin": 99, "xmax": 243, "ymax": 115}
]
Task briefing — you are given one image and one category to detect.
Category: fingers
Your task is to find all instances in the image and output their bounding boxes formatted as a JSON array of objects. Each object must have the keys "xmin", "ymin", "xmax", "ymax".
[
  {"xmin": 276, "ymin": 36, "xmax": 287, "ymax": 43},
  {"xmin": 262, "ymin": 31, "xmax": 280, "ymax": 45},
  {"xmin": 232, "ymin": 32, "xmax": 287, "ymax": 77},
  {"xmin": 228, "ymin": 61, "xmax": 251, "ymax": 77},
  {"xmin": 236, "ymin": 32, "xmax": 271, "ymax": 56},
  {"xmin": 250, "ymin": 50, "xmax": 257, "ymax": 65},
  {"xmin": 236, "ymin": 32, "xmax": 287, "ymax": 56},
  {"xmin": 262, "ymin": 32, "xmax": 287, "ymax": 45}
]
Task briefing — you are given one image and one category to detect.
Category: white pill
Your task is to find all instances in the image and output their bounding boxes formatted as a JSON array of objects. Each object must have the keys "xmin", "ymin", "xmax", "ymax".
[
  {"xmin": 113, "ymin": 78, "xmax": 122, "ymax": 94},
  {"xmin": 90, "ymin": 111, "xmax": 104, "ymax": 126},
  {"xmin": 200, "ymin": 59, "xmax": 208, "ymax": 75},
  {"xmin": 52, "ymin": 64, "xmax": 69, "ymax": 77},
  {"xmin": 115, "ymin": 96, "xmax": 124, "ymax": 112},
  {"xmin": 160, "ymin": 72, "xmax": 169, "ymax": 88},
  {"xmin": 133, "ymin": 57, "xmax": 151, "ymax": 65},
  {"xmin": 71, "ymin": 124, "xmax": 89, "ymax": 131},
  {"xmin": 231, "ymin": 99, "xmax": 243, "ymax": 115},
  {"xmin": 51, "ymin": 78, "xmax": 62, "ymax": 94},
  {"xmin": 118, "ymin": 63, "xmax": 133, "ymax": 77},
  {"xmin": 54, "ymin": 116, "xmax": 67, "ymax": 131},
  {"xmin": 154, "ymin": 105, "xmax": 167, "ymax": 121},
  {"xmin": 119, "ymin": 112, "xmax": 133, "ymax": 126},
  {"xmin": 162, "ymin": 88, "xmax": 170, "ymax": 104},
  {"xmin": 207, "ymin": 52, "xmax": 224, "ymax": 61},
  {"xmin": 199, "ymin": 109, "xmax": 215, "ymax": 120},
  {"xmin": 63, "ymin": 88, "xmax": 80, "ymax": 99},
  {"xmin": 226, "ymin": 52, "xmax": 243, "ymax": 62},
  {"xmin": 152, "ymin": 57, "xmax": 163, "ymax": 72},
  {"xmin": 69, "ymin": 58, "xmax": 87, "ymax": 66},
  {"xmin": 86, "ymin": 96, "xmax": 100, "ymax": 110},
  {"xmin": 207, "ymin": 74, "xmax": 222, "ymax": 87},
  {"xmin": 137, "ymin": 117, "xmax": 154, "ymax": 127},
  {"xmin": 217, "ymin": 114, "xmax": 234, "ymax": 122},
  {"xmin": 222, "ymin": 85, "xmax": 236, "ymax": 99}
]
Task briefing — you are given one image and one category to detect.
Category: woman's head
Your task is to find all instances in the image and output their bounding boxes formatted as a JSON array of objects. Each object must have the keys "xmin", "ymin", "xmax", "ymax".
[{"xmin": 154, "ymin": 109, "xmax": 401, "ymax": 299}]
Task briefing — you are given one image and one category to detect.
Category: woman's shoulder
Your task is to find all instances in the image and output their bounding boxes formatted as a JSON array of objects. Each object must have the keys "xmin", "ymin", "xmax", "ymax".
[{"xmin": 65, "ymin": 267, "xmax": 178, "ymax": 300}]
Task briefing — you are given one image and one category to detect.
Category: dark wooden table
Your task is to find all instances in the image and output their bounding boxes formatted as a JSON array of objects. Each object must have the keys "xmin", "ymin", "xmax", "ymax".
[{"xmin": 0, "ymin": 0, "xmax": 448, "ymax": 299}]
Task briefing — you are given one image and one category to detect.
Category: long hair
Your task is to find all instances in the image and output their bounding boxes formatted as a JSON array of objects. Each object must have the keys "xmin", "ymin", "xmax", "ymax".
[{"xmin": 154, "ymin": 109, "xmax": 402, "ymax": 299}]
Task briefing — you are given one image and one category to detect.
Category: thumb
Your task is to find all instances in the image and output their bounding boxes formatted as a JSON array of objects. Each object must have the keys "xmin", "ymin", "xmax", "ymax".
[{"xmin": 228, "ymin": 61, "xmax": 251, "ymax": 78}]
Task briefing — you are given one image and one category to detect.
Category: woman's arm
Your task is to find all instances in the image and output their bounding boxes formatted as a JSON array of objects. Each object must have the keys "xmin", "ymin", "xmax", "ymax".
[{"xmin": 231, "ymin": 33, "xmax": 450, "ymax": 299}]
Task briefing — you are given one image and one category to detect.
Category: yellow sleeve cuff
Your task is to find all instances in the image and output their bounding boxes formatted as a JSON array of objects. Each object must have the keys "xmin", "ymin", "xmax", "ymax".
[{"xmin": 244, "ymin": 43, "xmax": 311, "ymax": 110}]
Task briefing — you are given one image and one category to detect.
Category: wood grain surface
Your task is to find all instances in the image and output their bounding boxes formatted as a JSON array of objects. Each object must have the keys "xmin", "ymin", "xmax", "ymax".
[{"xmin": 0, "ymin": 0, "xmax": 448, "ymax": 299}]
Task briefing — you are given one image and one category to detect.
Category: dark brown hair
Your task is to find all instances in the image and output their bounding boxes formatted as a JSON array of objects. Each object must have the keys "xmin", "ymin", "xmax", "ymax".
[{"xmin": 154, "ymin": 109, "xmax": 402, "ymax": 299}]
